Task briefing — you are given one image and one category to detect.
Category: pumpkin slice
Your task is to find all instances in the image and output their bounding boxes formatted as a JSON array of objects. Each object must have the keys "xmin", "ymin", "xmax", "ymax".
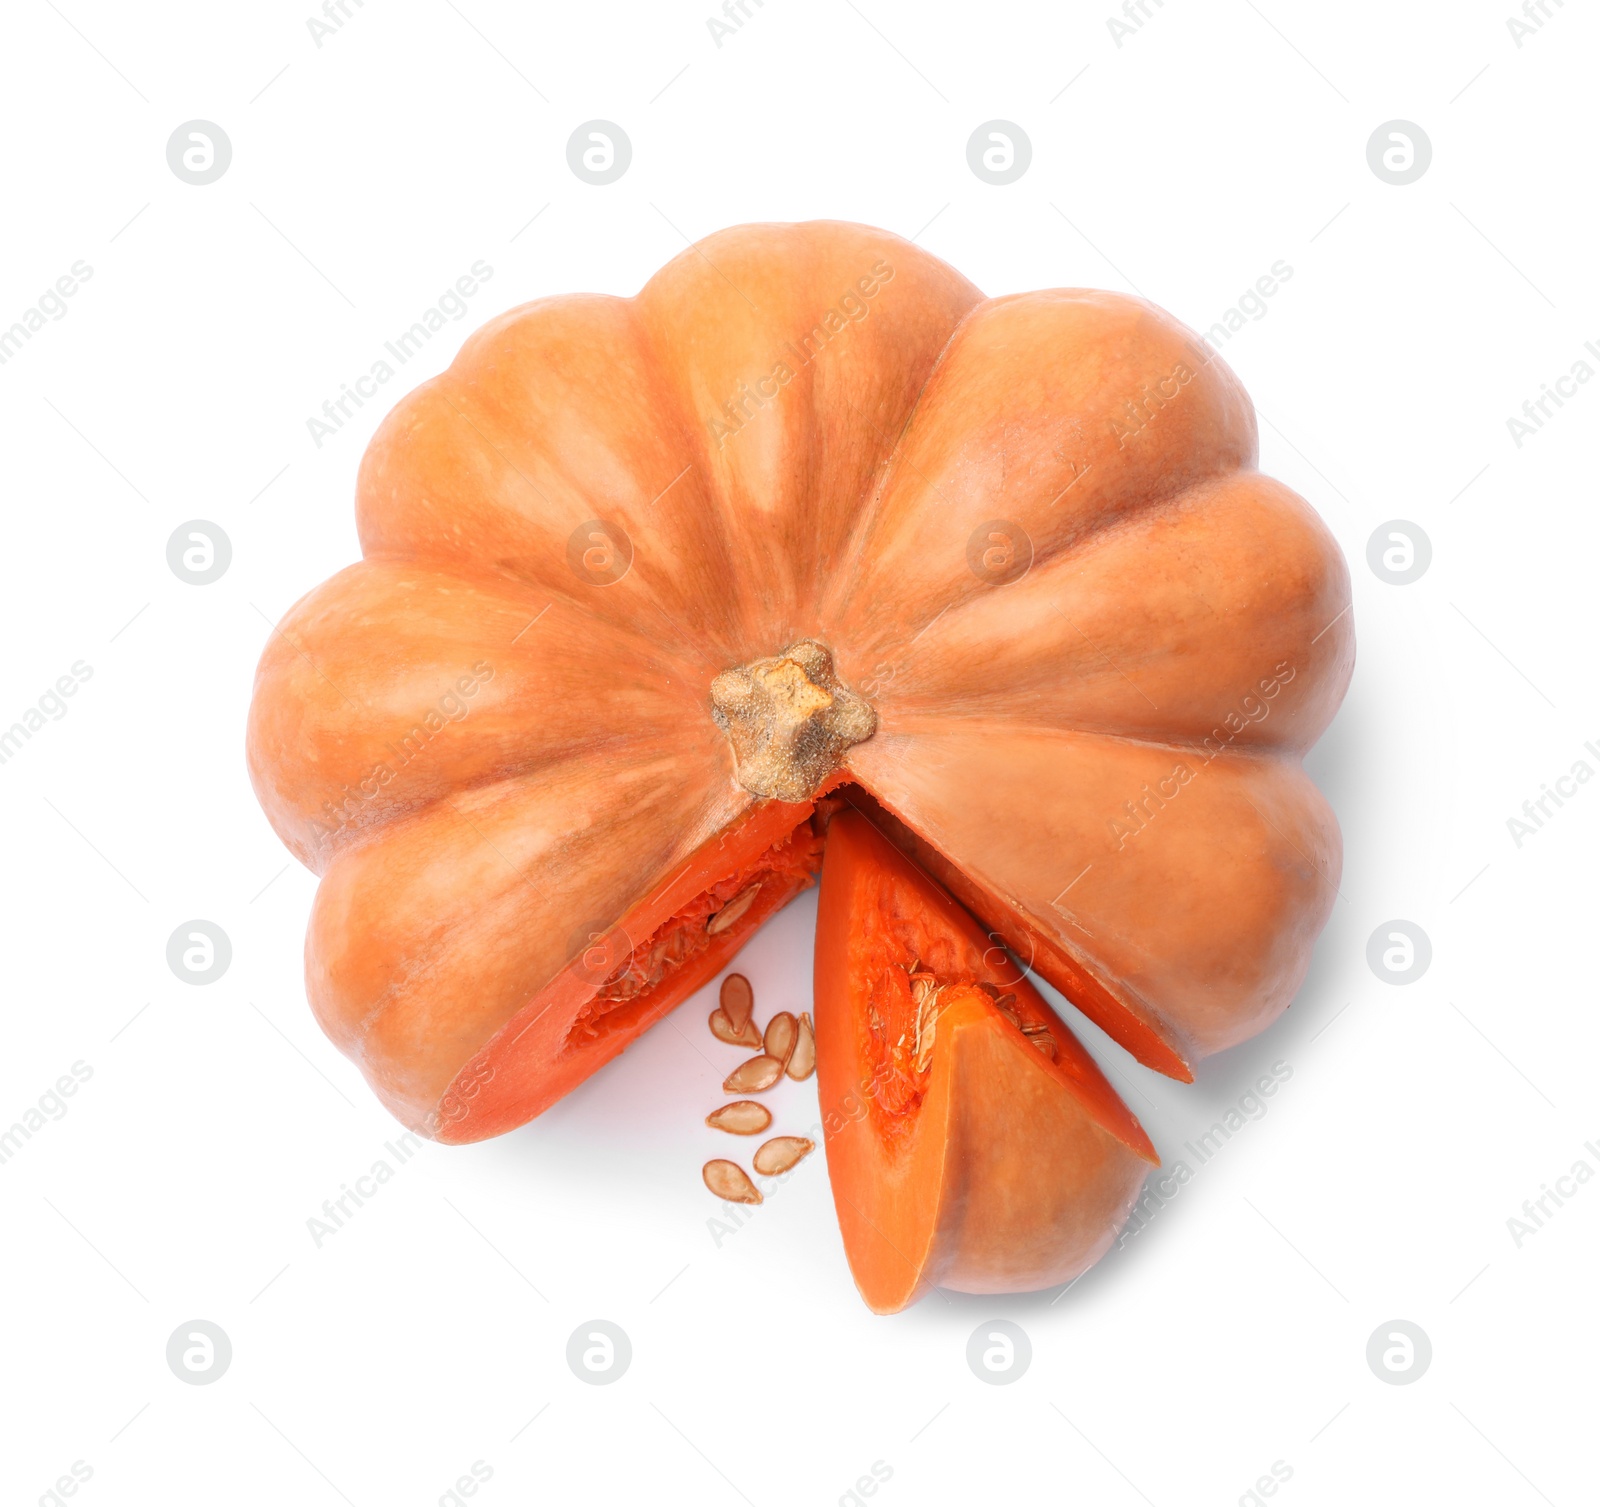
[{"xmin": 815, "ymin": 808, "xmax": 1157, "ymax": 1313}]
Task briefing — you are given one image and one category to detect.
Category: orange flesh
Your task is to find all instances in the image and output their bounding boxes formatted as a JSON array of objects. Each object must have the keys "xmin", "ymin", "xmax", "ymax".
[
  {"xmin": 853, "ymin": 906, "xmax": 1062, "ymax": 1147},
  {"xmin": 430, "ymin": 798, "xmax": 819, "ymax": 1142},
  {"xmin": 565, "ymin": 822, "xmax": 822, "ymax": 1049},
  {"xmin": 832, "ymin": 814, "xmax": 1152, "ymax": 1162}
]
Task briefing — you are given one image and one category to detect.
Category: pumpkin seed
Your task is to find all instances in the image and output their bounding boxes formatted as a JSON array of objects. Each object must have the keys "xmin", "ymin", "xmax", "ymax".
[
  {"xmin": 705, "ymin": 1100, "xmax": 772, "ymax": 1135},
  {"xmin": 786, "ymin": 1012, "xmax": 816, "ymax": 1081},
  {"xmin": 913, "ymin": 984, "xmax": 945, "ymax": 1073},
  {"xmin": 719, "ymin": 972, "xmax": 755, "ymax": 1031},
  {"xmin": 709, "ymin": 1007, "xmax": 764, "ymax": 1049},
  {"xmin": 764, "ymin": 1010, "xmax": 798, "ymax": 1069},
  {"xmin": 723, "ymin": 1054, "xmax": 783, "ymax": 1093},
  {"xmin": 706, "ymin": 884, "xmax": 761, "ymax": 936},
  {"xmin": 753, "ymin": 1136, "xmax": 814, "ymax": 1176},
  {"xmin": 703, "ymin": 1159, "xmax": 762, "ymax": 1203},
  {"xmin": 1021, "ymin": 1021, "xmax": 1058, "ymax": 1060}
]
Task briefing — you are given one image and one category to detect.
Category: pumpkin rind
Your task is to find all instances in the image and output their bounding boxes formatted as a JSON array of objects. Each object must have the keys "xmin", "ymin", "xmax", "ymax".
[{"xmin": 246, "ymin": 219, "xmax": 1352, "ymax": 1139}]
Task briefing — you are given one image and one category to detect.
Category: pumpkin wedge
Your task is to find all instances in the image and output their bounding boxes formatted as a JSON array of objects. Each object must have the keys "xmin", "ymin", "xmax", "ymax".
[
  {"xmin": 815, "ymin": 808, "xmax": 1157, "ymax": 1311},
  {"xmin": 246, "ymin": 219, "xmax": 1351, "ymax": 1144}
]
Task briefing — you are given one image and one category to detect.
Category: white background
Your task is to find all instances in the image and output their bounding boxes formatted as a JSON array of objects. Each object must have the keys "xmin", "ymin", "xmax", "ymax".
[{"xmin": 1, "ymin": 1, "xmax": 1596, "ymax": 1503}]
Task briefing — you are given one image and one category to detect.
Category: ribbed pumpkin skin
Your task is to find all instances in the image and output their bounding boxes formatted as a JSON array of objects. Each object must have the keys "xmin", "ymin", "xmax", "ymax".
[{"xmin": 246, "ymin": 220, "xmax": 1352, "ymax": 1141}]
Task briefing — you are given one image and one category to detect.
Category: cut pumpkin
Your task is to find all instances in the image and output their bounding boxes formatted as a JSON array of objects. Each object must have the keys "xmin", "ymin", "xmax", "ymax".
[
  {"xmin": 245, "ymin": 220, "xmax": 1352, "ymax": 1307},
  {"xmin": 814, "ymin": 807, "xmax": 1157, "ymax": 1312}
]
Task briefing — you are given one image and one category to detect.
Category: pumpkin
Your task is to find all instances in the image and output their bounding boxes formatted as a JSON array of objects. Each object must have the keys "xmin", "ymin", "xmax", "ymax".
[
  {"xmin": 813, "ymin": 807, "xmax": 1156, "ymax": 1312},
  {"xmin": 246, "ymin": 219, "xmax": 1352, "ymax": 1151}
]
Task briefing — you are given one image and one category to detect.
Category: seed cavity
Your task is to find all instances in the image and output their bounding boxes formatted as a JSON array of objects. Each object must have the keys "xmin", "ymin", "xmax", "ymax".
[
  {"xmin": 1021, "ymin": 1021, "xmax": 1058, "ymax": 1060},
  {"xmin": 703, "ymin": 1159, "xmax": 762, "ymax": 1204},
  {"xmin": 723, "ymin": 1054, "xmax": 784, "ymax": 1093},
  {"xmin": 753, "ymin": 1136, "xmax": 814, "ymax": 1176},
  {"xmin": 706, "ymin": 883, "xmax": 761, "ymax": 936},
  {"xmin": 706, "ymin": 1100, "xmax": 772, "ymax": 1135},
  {"xmin": 981, "ymin": 984, "xmax": 1058, "ymax": 1061},
  {"xmin": 787, "ymin": 1012, "xmax": 816, "ymax": 1081}
]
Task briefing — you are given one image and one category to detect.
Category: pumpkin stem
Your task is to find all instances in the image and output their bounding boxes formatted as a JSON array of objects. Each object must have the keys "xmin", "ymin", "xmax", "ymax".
[{"xmin": 710, "ymin": 640, "xmax": 876, "ymax": 802}]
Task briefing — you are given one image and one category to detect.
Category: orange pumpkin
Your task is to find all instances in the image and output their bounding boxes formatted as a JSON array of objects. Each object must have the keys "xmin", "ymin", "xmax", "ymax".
[{"xmin": 247, "ymin": 219, "xmax": 1352, "ymax": 1147}]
